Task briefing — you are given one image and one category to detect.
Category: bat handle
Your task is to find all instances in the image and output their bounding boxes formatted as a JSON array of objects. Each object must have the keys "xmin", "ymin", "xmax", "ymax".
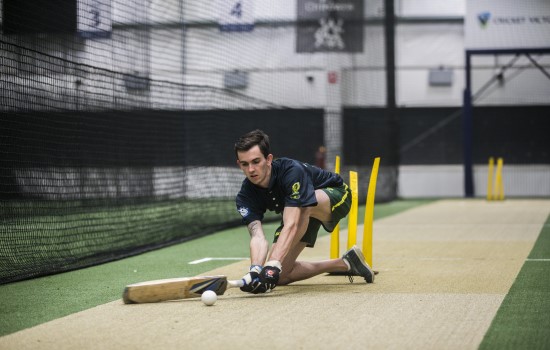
[{"xmin": 228, "ymin": 279, "xmax": 245, "ymax": 288}]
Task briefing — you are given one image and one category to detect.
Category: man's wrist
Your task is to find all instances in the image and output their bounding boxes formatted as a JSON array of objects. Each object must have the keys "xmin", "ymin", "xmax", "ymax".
[
  {"xmin": 250, "ymin": 265, "xmax": 262, "ymax": 273},
  {"xmin": 265, "ymin": 260, "xmax": 282, "ymax": 271}
]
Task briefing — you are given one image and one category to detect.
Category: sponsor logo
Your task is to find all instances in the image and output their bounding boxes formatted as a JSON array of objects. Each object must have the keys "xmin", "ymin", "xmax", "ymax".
[
  {"xmin": 291, "ymin": 182, "xmax": 301, "ymax": 199},
  {"xmin": 297, "ymin": 0, "xmax": 363, "ymax": 53},
  {"xmin": 190, "ymin": 278, "xmax": 225, "ymax": 294},
  {"xmin": 315, "ymin": 17, "xmax": 345, "ymax": 50},
  {"xmin": 304, "ymin": 0, "xmax": 355, "ymax": 13},
  {"xmin": 477, "ymin": 11, "xmax": 491, "ymax": 28},
  {"xmin": 477, "ymin": 11, "xmax": 550, "ymax": 28},
  {"xmin": 238, "ymin": 207, "xmax": 249, "ymax": 217}
]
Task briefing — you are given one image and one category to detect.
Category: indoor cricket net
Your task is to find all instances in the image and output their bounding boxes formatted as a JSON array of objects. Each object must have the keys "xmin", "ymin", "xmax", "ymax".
[
  {"xmin": 0, "ymin": 0, "xmax": 379, "ymax": 284},
  {"xmin": 0, "ymin": 0, "xmax": 303, "ymax": 284},
  {"xmin": 0, "ymin": 42, "xmax": 252, "ymax": 285},
  {"xmin": 0, "ymin": 36, "xmax": 315, "ymax": 284},
  {"xmin": 0, "ymin": 37, "xmax": 325, "ymax": 284}
]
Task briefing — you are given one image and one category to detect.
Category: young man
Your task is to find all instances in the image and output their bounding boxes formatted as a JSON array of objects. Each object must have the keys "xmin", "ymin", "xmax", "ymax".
[{"xmin": 234, "ymin": 129, "xmax": 374, "ymax": 294}]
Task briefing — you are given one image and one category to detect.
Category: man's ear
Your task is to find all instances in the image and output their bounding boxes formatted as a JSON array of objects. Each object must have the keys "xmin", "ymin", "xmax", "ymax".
[{"xmin": 267, "ymin": 154, "xmax": 273, "ymax": 164}]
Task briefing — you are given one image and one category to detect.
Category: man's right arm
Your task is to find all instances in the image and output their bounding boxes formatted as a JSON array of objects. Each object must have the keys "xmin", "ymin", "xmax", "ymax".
[
  {"xmin": 247, "ymin": 220, "xmax": 269, "ymax": 266},
  {"xmin": 240, "ymin": 220, "xmax": 271, "ymax": 294}
]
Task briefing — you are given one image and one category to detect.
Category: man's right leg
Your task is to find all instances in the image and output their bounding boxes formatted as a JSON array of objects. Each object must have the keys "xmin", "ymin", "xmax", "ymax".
[
  {"xmin": 275, "ymin": 242, "xmax": 374, "ymax": 285},
  {"xmin": 342, "ymin": 246, "xmax": 375, "ymax": 283}
]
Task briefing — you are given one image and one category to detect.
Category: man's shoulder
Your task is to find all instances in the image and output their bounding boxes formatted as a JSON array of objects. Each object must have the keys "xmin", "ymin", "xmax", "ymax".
[
  {"xmin": 273, "ymin": 157, "xmax": 302, "ymax": 170},
  {"xmin": 236, "ymin": 180, "xmax": 256, "ymax": 208},
  {"xmin": 237, "ymin": 177, "xmax": 253, "ymax": 194},
  {"xmin": 237, "ymin": 178, "xmax": 266, "ymax": 199}
]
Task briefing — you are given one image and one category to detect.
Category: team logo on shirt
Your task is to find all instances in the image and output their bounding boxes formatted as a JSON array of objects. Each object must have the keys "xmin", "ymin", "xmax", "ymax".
[
  {"xmin": 291, "ymin": 182, "xmax": 301, "ymax": 199},
  {"xmin": 238, "ymin": 206, "xmax": 249, "ymax": 217}
]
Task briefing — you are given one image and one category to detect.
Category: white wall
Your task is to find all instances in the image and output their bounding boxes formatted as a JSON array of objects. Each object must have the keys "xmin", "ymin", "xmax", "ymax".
[
  {"xmin": 397, "ymin": 0, "xmax": 465, "ymax": 16},
  {"xmin": 183, "ymin": 22, "xmax": 388, "ymax": 107},
  {"xmin": 399, "ymin": 164, "xmax": 550, "ymax": 198},
  {"xmin": 396, "ymin": 24, "xmax": 465, "ymax": 106}
]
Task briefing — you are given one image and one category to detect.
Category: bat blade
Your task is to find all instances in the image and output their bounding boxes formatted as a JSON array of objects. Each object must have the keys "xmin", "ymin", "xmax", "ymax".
[{"xmin": 122, "ymin": 275, "xmax": 243, "ymax": 304}]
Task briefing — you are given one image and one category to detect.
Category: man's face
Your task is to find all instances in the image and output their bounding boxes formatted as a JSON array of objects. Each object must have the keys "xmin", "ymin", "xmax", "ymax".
[{"xmin": 236, "ymin": 145, "xmax": 272, "ymax": 188}]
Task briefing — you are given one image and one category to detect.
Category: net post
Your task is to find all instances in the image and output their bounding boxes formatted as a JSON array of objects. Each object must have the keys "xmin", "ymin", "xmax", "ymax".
[{"xmin": 463, "ymin": 51, "xmax": 474, "ymax": 197}]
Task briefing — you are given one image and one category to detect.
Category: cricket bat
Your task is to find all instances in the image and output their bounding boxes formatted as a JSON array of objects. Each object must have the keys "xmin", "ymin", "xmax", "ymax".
[{"xmin": 123, "ymin": 275, "xmax": 244, "ymax": 304}]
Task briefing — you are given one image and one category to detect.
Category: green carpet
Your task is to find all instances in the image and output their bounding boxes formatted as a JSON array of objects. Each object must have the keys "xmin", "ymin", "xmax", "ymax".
[{"xmin": 479, "ymin": 214, "xmax": 550, "ymax": 350}]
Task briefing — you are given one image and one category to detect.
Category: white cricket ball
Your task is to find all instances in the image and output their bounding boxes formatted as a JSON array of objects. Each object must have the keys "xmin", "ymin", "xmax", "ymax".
[{"xmin": 201, "ymin": 290, "xmax": 217, "ymax": 306}]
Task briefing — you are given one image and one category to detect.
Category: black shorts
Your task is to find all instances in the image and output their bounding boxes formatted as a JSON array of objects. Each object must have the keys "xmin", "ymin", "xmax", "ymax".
[{"xmin": 273, "ymin": 183, "xmax": 351, "ymax": 248}]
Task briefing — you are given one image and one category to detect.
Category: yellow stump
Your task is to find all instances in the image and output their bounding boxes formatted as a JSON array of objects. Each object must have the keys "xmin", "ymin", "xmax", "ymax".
[
  {"xmin": 486, "ymin": 157, "xmax": 494, "ymax": 201},
  {"xmin": 347, "ymin": 171, "xmax": 358, "ymax": 249},
  {"xmin": 330, "ymin": 156, "xmax": 341, "ymax": 259},
  {"xmin": 495, "ymin": 157, "xmax": 505, "ymax": 201},
  {"xmin": 363, "ymin": 157, "xmax": 380, "ymax": 267}
]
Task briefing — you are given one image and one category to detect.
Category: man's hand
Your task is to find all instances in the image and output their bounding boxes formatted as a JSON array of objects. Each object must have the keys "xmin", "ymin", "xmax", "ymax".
[
  {"xmin": 260, "ymin": 260, "xmax": 282, "ymax": 290},
  {"xmin": 240, "ymin": 265, "xmax": 269, "ymax": 294}
]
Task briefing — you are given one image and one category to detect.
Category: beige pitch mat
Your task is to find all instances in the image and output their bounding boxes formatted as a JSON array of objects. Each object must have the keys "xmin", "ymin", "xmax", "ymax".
[{"xmin": 1, "ymin": 199, "xmax": 548, "ymax": 350}]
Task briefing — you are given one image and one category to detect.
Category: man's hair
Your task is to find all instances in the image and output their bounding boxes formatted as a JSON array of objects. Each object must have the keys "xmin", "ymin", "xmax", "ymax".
[{"xmin": 234, "ymin": 129, "xmax": 271, "ymax": 159}]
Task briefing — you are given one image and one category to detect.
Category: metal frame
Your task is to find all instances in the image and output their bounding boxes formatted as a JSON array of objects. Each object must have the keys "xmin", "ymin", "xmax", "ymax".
[{"xmin": 462, "ymin": 47, "xmax": 550, "ymax": 197}]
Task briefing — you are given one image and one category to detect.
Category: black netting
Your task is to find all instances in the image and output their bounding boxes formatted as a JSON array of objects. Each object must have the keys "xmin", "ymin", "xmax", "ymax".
[{"xmin": 0, "ymin": 0, "xmax": 395, "ymax": 284}]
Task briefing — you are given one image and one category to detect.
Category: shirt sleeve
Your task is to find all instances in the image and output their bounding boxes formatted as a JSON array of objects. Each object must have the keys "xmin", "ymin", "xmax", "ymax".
[
  {"xmin": 236, "ymin": 191, "xmax": 264, "ymax": 225},
  {"xmin": 281, "ymin": 161, "xmax": 317, "ymax": 208}
]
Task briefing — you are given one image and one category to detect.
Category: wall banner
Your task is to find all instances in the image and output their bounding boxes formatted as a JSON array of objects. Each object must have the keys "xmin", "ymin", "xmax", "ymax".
[
  {"xmin": 78, "ymin": 0, "xmax": 112, "ymax": 39},
  {"xmin": 297, "ymin": 0, "xmax": 364, "ymax": 53},
  {"xmin": 465, "ymin": 0, "xmax": 550, "ymax": 50},
  {"xmin": 219, "ymin": 0, "xmax": 255, "ymax": 32}
]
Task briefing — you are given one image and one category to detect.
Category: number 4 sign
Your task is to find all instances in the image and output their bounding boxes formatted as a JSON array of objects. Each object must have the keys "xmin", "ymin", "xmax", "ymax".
[{"xmin": 219, "ymin": 0, "xmax": 255, "ymax": 32}]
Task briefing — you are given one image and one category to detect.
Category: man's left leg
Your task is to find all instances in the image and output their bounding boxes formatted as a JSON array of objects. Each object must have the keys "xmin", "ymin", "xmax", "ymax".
[
  {"xmin": 278, "ymin": 186, "xmax": 373, "ymax": 284},
  {"xmin": 276, "ymin": 188, "xmax": 350, "ymax": 285},
  {"xmin": 277, "ymin": 241, "xmax": 349, "ymax": 285}
]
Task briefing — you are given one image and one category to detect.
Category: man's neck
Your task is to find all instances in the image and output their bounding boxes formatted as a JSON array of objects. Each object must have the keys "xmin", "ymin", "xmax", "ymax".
[{"xmin": 258, "ymin": 165, "xmax": 272, "ymax": 188}]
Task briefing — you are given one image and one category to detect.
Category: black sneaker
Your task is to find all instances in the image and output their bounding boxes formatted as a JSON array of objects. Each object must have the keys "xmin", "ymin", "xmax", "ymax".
[{"xmin": 343, "ymin": 246, "xmax": 374, "ymax": 283}]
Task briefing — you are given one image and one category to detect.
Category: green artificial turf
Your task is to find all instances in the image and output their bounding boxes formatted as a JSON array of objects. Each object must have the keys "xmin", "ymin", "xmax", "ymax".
[
  {"xmin": 479, "ymin": 214, "xmax": 550, "ymax": 350},
  {"xmin": 0, "ymin": 199, "xmax": 432, "ymax": 336}
]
